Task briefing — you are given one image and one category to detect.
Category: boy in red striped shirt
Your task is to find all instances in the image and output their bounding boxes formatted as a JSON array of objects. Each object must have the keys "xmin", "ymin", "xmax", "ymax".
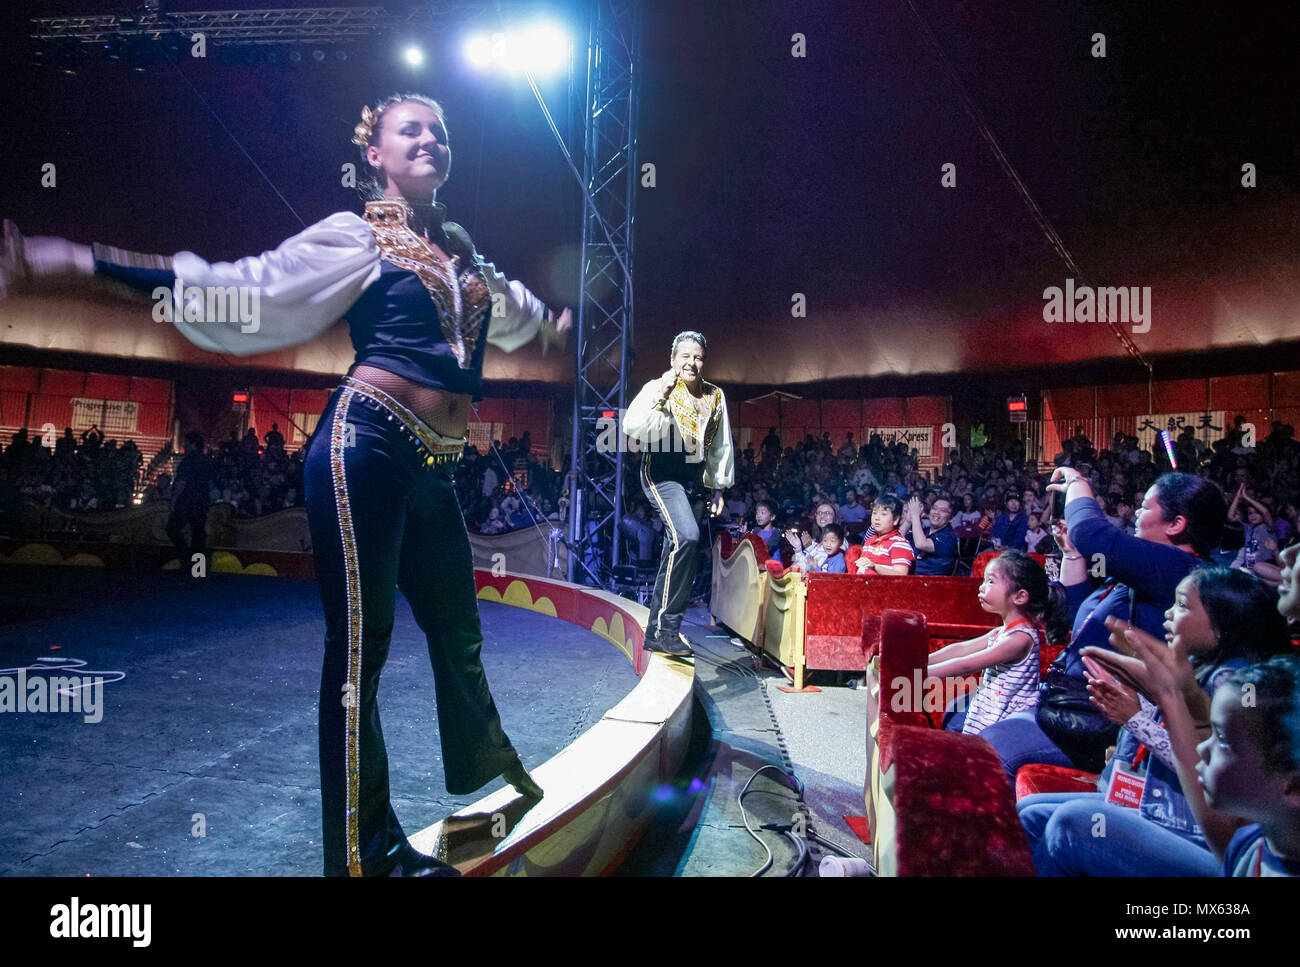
[{"xmin": 848, "ymin": 494, "xmax": 915, "ymax": 576}]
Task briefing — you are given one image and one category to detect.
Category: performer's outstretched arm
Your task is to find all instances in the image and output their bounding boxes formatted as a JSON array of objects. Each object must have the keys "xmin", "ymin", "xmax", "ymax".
[{"xmin": 5, "ymin": 215, "xmax": 382, "ymax": 357}]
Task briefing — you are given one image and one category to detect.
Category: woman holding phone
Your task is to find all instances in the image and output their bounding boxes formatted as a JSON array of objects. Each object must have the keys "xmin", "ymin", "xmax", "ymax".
[{"xmin": 975, "ymin": 468, "xmax": 1227, "ymax": 780}]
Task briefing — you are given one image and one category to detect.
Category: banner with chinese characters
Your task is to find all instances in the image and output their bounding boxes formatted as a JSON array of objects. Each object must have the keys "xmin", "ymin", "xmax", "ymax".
[
  {"xmin": 864, "ymin": 425, "xmax": 934, "ymax": 458},
  {"xmin": 1134, "ymin": 412, "xmax": 1227, "ymax": 453}
]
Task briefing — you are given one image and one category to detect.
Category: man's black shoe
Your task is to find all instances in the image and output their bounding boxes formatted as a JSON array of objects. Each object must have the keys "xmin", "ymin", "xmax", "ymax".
[{"xmin": 645, "ymin": 632, "xmax": 693, "ymax": 657}]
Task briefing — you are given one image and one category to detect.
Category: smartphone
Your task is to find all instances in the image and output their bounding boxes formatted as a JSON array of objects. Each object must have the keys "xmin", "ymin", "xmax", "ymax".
[{"xmin": 1049, "ymin": 489, "xmax": 1066, "ymax": 523}]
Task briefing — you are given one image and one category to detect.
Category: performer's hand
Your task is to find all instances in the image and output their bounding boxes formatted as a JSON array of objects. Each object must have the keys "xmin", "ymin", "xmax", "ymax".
[
  {"xmin": 552, "ymin": 306, "xmax": 573, "ymax": 334},
  {"xmin": 659, "ymin": 370, "xmax": 677, "ymax": 401},
  {"xmin": 709, "ymin": 490, "xmax": 724, "ymax": 517}
]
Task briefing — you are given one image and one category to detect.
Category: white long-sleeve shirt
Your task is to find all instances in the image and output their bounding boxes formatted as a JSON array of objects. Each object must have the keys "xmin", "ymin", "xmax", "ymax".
[{"xmin": 624, "ymin": 377, "xmax": 734, "ymax": 489}]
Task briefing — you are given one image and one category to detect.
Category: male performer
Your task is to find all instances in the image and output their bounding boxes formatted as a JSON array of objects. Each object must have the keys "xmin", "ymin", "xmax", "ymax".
[{"xmin": 624, "ymin": 330, "xmax": 734, "ymax": 656}]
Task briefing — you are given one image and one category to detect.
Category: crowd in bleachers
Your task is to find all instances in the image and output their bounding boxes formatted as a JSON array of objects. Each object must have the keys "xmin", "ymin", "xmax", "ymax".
[
  {"xmin": 678, "ymin": 419, "xmax": 1300, "ymax": 583},
  {"xmin": 455, "ymin": 433, "xmax": 568, "ymax": 534},
  {"xmin": 0, "ymin": 418, "xmax": 569, "ymax": 537}
]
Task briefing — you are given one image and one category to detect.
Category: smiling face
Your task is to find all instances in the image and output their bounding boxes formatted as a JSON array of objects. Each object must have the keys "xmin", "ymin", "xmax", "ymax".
[
  {"xmin": 367, "ymin": 100, "xmax": 450, "ymax": 198},
  {"xmin": 814, "ymin": 503, "xmax": 836, "ymax": 528},
  {"xmin": 671, "ymin": 339, "xmax": 705, "ymax": 384},
  {"xmin": 929, "ymin": 499, "xmax": 952, "ymax": 528}
]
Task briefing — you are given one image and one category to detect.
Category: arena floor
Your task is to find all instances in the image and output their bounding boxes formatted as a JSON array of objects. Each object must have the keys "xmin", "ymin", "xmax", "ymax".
[{"xmin": 0, "ymin": 566, "xmax": 639, "ymax": 876}]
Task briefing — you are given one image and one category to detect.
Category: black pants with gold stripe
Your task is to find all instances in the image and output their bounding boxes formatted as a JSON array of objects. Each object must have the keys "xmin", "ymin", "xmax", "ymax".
[
  {"xmin": 304, "ymin": 378, "xmax": 520, "ymax": 877},
  {"xmin": 640, "ymin": 454, "xmax": 702, "ymax": 642}
]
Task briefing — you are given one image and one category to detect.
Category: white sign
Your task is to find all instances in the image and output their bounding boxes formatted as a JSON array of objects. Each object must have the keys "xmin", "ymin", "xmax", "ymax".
[
  {"xmin": 864, "ymin": 425, "xmax": 933, "ymax": 457},
  {"xmin": 71, "ymin": 398, "xmax": 139, "ymax": 435}
]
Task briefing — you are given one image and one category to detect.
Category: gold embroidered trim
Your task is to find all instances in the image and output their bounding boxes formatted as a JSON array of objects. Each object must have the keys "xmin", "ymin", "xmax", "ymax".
[
  {"xmin": 362, "ymin": 200, "xmax": 491, "ymax": 369},
  {"xmin": 331, "ymin": 388, "xmax": 364, "ymax": 877},
  {"xmin": 341, "ymin": 375, "xmax": 466, "ymax": 467},
  {"xmin": 665, "ymin": 380, "xmax": 723, "ymax": 453}
]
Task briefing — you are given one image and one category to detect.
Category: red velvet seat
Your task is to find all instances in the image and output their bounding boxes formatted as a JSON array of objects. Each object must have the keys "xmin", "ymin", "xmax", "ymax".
[
  {"xmin": 866, "ymin": 609, "xmax": 1036, "ymax": 876},
  {"xmin": 1014, "ymin": 763, "xmax": 1100, "ymax": 800}
]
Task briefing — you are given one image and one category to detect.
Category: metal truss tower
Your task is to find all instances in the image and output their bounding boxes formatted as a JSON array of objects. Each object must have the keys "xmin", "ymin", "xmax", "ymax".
[{"xmin": 567, "ymin": 0, "xmax": 640, "ymax": 587}]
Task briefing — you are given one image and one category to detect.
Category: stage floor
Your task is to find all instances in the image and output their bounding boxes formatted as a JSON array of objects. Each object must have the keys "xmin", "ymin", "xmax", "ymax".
[{"xmin": 0, "ymin": 566, "xmax": 638, "ymax": 876}]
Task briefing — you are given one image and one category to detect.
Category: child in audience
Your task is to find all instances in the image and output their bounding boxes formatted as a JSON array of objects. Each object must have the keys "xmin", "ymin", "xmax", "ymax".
[
  {"xmin": 1023, "ymin": 512, "xmax": 1049, "ymax": 555},
  {"xmin": 785, "ymin": 522, "xmax": 847, "ymax": 574},
  {"xmin": 1021, "ymin": 567, "xmax": 1290, "ymax": 876},
  {"xmin": 849, "ymin": 494, "xmax": 914, "ymax": 575},
  {"xmin": 929, "ymin": 550, "xmax": 1065, "ymax": 735},
  {"xmin": 743, "ymin": 498, "xmax": 783, "ymax": 565},
  {"xmin": 791, "ymin": 522, "xmax": 847, "ymax": 573},
  {"xmin": 1083, "ymin": 638, "xmax": 1300, "ymax": 877}
]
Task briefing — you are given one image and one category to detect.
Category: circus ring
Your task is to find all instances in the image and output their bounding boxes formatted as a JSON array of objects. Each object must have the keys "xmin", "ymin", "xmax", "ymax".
[
  {"xmin": 411, "ymin": 571, "xmax": 694, "ymax": 876},
  {"xmin": 0, "ymin": 540, "xmax": 695, "ymax": 877}
]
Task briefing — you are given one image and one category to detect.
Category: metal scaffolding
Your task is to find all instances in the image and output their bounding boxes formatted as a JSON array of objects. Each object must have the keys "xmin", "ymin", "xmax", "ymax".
[{"xmin": 565, "ymin": 0, "xmax": 639, "ymax": 588}]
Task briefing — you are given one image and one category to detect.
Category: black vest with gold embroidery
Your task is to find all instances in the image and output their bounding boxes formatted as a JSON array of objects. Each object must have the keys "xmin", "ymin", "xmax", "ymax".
[
  {"xmin": 642, "ymin": 380, "xmax": 725, "ymax": 486},
  {"xmin": 346, "ymin": 200, "xmax": 495, "ymax": 400}
]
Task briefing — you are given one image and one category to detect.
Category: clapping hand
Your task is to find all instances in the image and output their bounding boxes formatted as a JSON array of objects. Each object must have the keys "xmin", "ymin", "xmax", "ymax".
[
  {"xmin": 1081, "ymin": 617, "xmax": 1188, "ymax": 705},
  {"xmin": 1082, "ymin": 653, "xmax": 1141, "ymax": 725}
]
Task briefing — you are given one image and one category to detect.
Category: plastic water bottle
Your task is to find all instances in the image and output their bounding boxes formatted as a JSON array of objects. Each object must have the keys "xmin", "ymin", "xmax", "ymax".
[{"xmin": 1244, "ymin": 537, "xmax": 1258, "ymax": 570}]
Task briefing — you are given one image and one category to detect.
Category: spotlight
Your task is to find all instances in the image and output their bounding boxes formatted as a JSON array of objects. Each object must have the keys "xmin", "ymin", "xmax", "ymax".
[
  {"xmin": 465, "ymin": 34, "xmax": 492, "ymax": 67},
  {"xmin": 288, "ymin": 49, "xmax": 302, "ymax": 63},
  {"xmin": 312, "ymin": 48, "xmax": 325, "ymax": 62},
  {"xmin": 403, "ymin": 45, "xmax": 424, "ymax": 67},
  {"xmin": 463, "ymin": 22, "xmax": 569, "ymax": 75}
]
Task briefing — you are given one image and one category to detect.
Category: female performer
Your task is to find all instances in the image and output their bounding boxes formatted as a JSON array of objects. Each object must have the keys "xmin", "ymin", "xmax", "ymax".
[
  {"xmin": 3, "ymin": 94, "xmax": 568, "ymax": 877},
  {"xmin": 623, "ymin": 331, "xmax": 734, "ymax": 657}
]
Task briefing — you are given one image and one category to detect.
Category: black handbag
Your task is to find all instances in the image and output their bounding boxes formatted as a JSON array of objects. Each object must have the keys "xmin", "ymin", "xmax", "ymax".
[{"xmin": 1034, "ymin": 585, "xmax": 1131, "ymax": 773}]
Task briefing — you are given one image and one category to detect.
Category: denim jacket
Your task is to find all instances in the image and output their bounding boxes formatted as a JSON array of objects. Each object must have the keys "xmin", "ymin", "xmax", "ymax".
[{"xmin": 1097, "ymin": 659, "xmax": 1245, "ymax": 845}]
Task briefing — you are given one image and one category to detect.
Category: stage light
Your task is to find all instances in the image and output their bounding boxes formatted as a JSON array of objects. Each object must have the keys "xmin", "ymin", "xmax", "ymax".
[
  {"xmin": 463, "ymin": 22, "xmax": 570, "ymax": 75},
  {"xmin": 403, "ymin": 45, "xmax": 424, "ymax": 67},
  {"xmin": 465, "ymin": 34, "xmax": 493, "ymax": 67}
]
